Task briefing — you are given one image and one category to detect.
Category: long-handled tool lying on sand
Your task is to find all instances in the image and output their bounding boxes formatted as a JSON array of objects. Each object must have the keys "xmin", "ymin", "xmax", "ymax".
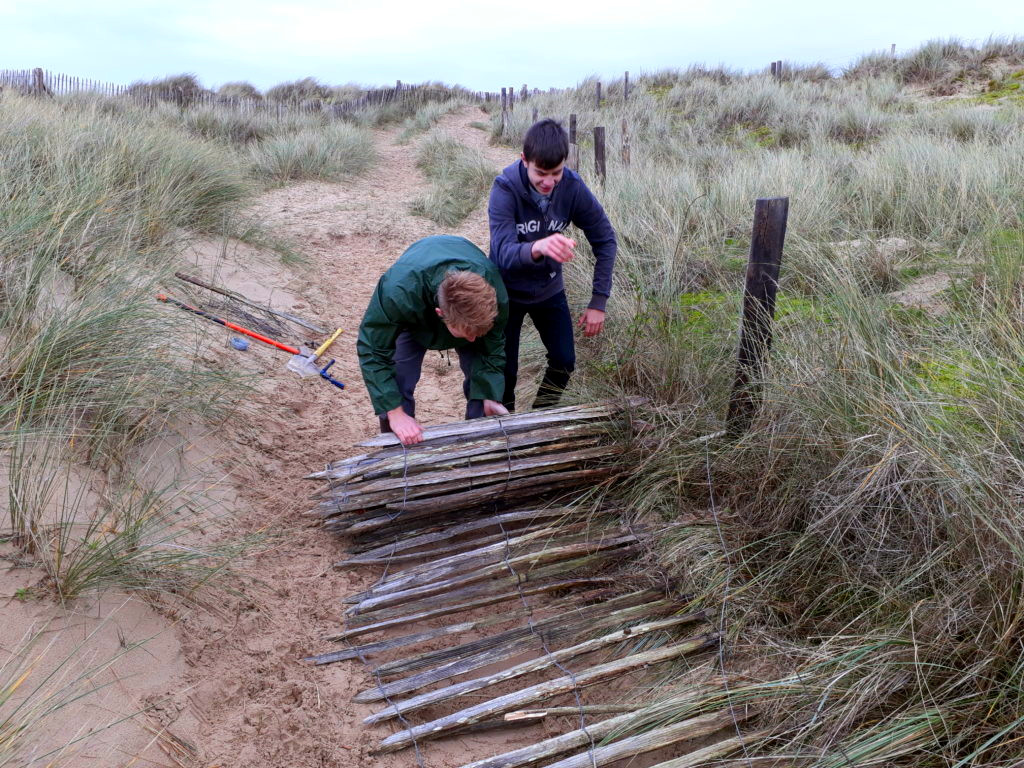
[
  {"xmin": 157, "ymin": 294, "xmax": 300, "ymax": 355},
  {"xmin": 287, "ymin": 327, "xmax": 344, "ymax": 377},
  {"xmin": 157, "ymin": 294, "xmax": 346, "ymax": 391}
]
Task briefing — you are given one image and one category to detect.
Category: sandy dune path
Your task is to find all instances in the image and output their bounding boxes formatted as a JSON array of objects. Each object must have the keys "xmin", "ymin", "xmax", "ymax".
[{"xmin": 159, "ymin": 108, "xmax": 538, "ymax": 768}]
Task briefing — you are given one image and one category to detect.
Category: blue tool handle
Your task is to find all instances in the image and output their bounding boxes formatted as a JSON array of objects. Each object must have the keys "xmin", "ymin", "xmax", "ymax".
[{"xmin": 319, "ymin": 359, "xmax": 345, "ymax": 390}]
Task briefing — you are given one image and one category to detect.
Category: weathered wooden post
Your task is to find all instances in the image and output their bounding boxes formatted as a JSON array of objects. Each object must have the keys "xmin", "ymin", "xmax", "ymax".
[
  {"xmin": 620, "ymin": 118, "xmax": 630, "ymax": 168},
  {"xmin": 890, "ymin": 43, "xmax": 896, "ymax": 56},
  {"xmin": 501, "ymin": 87, "xmax": 508, "ymax": 135},
  {"xmin": 568, "ymin": 114, "xmax": 578, "ymax": 170},
  {"xmin": 624, "ymin": 71, "xmax": 630, "ymax": 101},
  {"xmin": 521, "ymin": 83, "xmax": 527, "ymax": 101},
  {"xmin": 508, "ymin": 86, "xmax": 514, "ymax": 111},
  {"xmin": 770, "ymin": 62, "xmax": 777, "ymax": 77},
  {"xmin": 725, "ymin": 197, "xmax": 789, "ymax": 437},
  {"xmin": 594, "ymin": 126, "xmax": 606, "ymax": 186},
  {"xmin": 776, "ymin": 60, "xmax": 783, "ymax": 79},
  {"xmin": 531, "ymin": 107, "xmax": 538, "ymax": 123},
  {"xmin": 31, "ymin": 68, "xmax": 48, "ymax": 96},
  {"xmin": 595, "ymin": 81, "xmax": 602, "ymax": 109}
]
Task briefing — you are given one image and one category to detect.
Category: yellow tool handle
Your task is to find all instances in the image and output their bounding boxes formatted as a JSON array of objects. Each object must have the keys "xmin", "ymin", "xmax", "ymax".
[{"xmin": 313, "ymin": 328, "xmax": 344, "ymax": 359}]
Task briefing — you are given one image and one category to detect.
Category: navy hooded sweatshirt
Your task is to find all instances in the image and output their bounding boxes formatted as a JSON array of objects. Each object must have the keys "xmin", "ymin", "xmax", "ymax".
[{"xmin": 487, "ymin": 160, "xmax": 617, "ymax": 311}]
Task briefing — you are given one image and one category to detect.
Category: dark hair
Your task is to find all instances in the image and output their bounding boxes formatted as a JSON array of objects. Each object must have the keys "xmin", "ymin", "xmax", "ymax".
[{"xmin": 523, "ymin": 119, "xmax": 569, "ymax": 169}]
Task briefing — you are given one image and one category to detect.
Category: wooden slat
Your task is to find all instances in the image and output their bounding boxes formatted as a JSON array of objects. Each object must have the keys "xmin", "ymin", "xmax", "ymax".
[
  {"xmin": 642, "ymin": 731, "xmax": 771, "ymax": 768},
  {"xmin": 368, "ymin": 590, "xmax": 662, "ymax": 678},
  {"xmin": 328, "ymin": 577, "xmax": 615, "ymax": 642},
  {"xmin": 307, "ymin": 610, "xmax": 527, "ymax": 666},
  {"xmin": 375, "ymin": 634, "xmax": 718, "ymax": 753},
  {"xmin": 458, "ymin": 710, "xmax": 641, "ymax": 768},
  {"xmin": 340, "ymin": 507, "xmax": 571, "ymax": 559},
  {"xmin": 366, "ymin": 611, "xmax": 707, "ymax": 723},
  {"xmin": 358, "ymin": 403, "xmax": 625, "ymax": 448},
  {"xmin": 540, "ymin": 709, "xmax": 747, "ymax": 768},
  {"xmin": 348, "ymin": 534, "xmax": 636, "ymax": 616}
]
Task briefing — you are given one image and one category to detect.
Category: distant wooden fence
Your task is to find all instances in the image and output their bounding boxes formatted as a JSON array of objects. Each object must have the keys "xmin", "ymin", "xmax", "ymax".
[{"xmin": 0, "ymin": 67, "xmax": 489, "ymax": 119}]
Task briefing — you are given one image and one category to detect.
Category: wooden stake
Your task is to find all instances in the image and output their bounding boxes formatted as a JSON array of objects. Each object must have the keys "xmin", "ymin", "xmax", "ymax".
[
  {"xmin": 621, "ymin": 118, "xmax": 631, "ymax": 168},
  {"xmin": 595, "ymin": 81, "xmax": 602, "ymax": 109},
  {"xmin": 568, "ymin": 113, "xmax": 579, "ymax": 171},
  {"xmin": 594, "ymin": 126, "xmax": 606, "ymax": 186},
  {"xmin": 726, "ymin": 197, "xmax": 788, "ymax": 436},
  {"xmin": 624, "ymin": 70, "xmax": 630, "ymax": 101}
]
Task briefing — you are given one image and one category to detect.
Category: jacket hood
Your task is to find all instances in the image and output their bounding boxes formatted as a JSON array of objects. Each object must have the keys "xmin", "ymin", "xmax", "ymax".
[{"xmin": 500, "ymin": 160, "xmax": 531, "ymax": 200}]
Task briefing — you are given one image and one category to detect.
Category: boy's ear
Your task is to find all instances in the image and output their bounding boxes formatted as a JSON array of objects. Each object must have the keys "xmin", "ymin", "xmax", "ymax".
[
  {"xmin": 520, "ymin": 152, "xmax": 527, "ymax": 164},
  {"xmin": 435, "ymin": 308, "xmax": 444, "ymax": 318}
]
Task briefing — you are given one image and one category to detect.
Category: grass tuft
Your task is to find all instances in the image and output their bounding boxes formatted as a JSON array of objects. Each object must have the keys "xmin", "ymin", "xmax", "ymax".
[{"xmin": 409, "ymin": 132, "xmax": 495, "ymax": 226}]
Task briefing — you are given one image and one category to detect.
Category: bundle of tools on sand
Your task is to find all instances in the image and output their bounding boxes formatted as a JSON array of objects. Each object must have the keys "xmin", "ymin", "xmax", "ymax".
[
  {"xmin": 303, "ymin": 400, "xmax": 765, "ymax": 766},
  {"xmin": 306, "ymin": 399, "xmax": 643, "ymax": 541}
]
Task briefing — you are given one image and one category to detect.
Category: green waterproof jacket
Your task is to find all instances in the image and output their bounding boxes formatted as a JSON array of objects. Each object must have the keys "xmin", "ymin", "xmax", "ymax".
[{"xmin": 357, "ymin": 235, "xmax": 508, "ymax": 415}]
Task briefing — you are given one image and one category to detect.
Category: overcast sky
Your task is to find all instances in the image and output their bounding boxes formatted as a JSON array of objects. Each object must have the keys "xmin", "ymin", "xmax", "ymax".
[{"xmin": 3, "ymin": 0, "xmax": 1020, "ymax": 92}]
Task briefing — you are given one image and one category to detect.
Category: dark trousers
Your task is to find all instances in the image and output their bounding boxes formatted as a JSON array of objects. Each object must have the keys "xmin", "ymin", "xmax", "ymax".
[
  {"xmin": 379, "ymin": 331, "xmax": 482, "ymax": 433},
  {"xmin": 502, "ymin": 291, "xmax": 576, "ymax": 412}
]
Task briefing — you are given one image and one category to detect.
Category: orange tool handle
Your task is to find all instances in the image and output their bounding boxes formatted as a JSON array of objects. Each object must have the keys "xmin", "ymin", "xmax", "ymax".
[{"xmin": 157, "ymin": 293, "xmax": 300, "ymax": 355}]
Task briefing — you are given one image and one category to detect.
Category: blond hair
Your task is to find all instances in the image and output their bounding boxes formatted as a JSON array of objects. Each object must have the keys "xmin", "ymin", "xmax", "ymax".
[{"xmin": 438, "ymin": 271, "xmax": 497, "ymax": 336}]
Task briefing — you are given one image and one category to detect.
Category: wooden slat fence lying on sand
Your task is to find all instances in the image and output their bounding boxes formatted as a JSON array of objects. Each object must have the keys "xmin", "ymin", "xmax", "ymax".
[{"xmin": 306, "ymin": 400, "xmax": 760, "ymax": 767}]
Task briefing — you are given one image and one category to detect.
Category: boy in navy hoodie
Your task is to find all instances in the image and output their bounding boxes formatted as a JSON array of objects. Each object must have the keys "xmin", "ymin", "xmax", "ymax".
[{"xmin": 487, "ymin": 119, "xmax": 617, "ymax": 411}]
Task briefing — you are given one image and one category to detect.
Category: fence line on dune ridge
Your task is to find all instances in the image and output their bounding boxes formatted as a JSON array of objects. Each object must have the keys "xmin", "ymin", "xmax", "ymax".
[{"xmin": 0, "ymin": 67, "xmax": 499, "ymax": 120}]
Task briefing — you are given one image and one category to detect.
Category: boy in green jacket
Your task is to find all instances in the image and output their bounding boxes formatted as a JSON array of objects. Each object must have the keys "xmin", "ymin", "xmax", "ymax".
[{"xmin": 357, "ymin": 235, "xmax": 509, "ymax": 445}]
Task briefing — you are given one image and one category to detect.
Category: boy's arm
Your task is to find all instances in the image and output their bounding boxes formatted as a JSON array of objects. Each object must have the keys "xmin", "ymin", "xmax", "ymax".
[
  {"xmin": 467, "ymin": 318, "xmax": 507, "ymax": 403},
  {"xmin": 570, "ymin": 185, "xmax": 618, "ymax": 311},
  {"xmin": 356, "ymin": 285, "xmax": 404, "ymax": 415},
  {"xmin": 487, "ymin": 179, "xmax": 550, "ymax": 273}
]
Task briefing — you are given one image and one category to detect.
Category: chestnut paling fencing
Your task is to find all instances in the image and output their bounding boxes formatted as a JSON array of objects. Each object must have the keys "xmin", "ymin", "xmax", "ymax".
[{"xmin": 305, "ymin": 401, "xmax": 765, "ymax": 767}]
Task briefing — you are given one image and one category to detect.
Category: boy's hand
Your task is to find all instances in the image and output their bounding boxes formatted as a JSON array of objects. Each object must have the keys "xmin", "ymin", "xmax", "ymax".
[
  {"xmin": 387, "ymin": 406, "xmax": 424, "ymax": 445},
  {"xmin": 531, "ymin": 234, "xmax": 576, "ymax": 264},
  {"xmin": 578, "ymin": 308, "xmax": 606, "ymax": 337},
  {"xmin": 483, "ymin": 399, "xmax": 509, "ymax": 417}
]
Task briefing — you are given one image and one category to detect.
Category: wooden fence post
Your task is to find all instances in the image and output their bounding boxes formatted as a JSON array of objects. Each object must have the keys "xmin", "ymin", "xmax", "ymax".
[
  {"xmin": 568, "ymin": 114, "xmax": 578, "ymax": 170},
  {"xmin": 725, "ymin": 197, "xmax": 789, "ymax": 437},
  {"xmin": 31, "ymin": 68, "xmax": 49, "ymax": 96},
  {"xmin": 890, "ymin": 43, "xmax": 896, "ymax": 56},
  {"xmin": 508, "ymin": 86, "xmax": 514, "ymax": 111},
  {"xmin": 776, "ymin": 60, "xmax": 783, "ymax": 79},
  {"xmin": 532, "ymin": 107, "xmax": 538, "ymax": 123},
  {"xmin": 594, "ymin": 126, "xmax": 606, "ymax": 186},
  {"xmin": 620, "ymin": 118, "xmax": 630, "ymax": 168},
  {"xmin": 521, "ymin": 83, "xmax": 527, "ymax": 101},
  {"xmin": 501, "ymin": 87, "xmax": 508, "ymax": 134},
  {"xmin": 770, "ymin": 62, "xmax": 777, "ymax": 77},
  {"xmin": 624, "ymin": 71, "xmax": 629, "ymax": 101},
  {"xmin": 595, "ymin": 81, "xmax": 602, "ymax": 109}
]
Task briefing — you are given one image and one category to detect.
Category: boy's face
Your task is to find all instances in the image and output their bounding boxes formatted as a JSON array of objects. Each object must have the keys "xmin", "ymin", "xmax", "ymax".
[{"xmin": 522, "ymin": 154, "xmax": 564, "ymax": 196}]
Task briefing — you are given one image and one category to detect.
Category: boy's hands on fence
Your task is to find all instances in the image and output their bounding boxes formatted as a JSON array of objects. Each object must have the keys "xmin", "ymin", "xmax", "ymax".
[
  {"xmin": 387, "ymin": 406, "xmax": 424, "ymax": 445},
  {"xmin": 578, "ymin": 308, "xmax": 606, "ymax": 337},
  {"xmin": 531, "ymin": 234, "xmax": 577, "ymax": 264},
  {"xmin": 483, "ymin": 399, "xmax": 510, "ymax": 417}
]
